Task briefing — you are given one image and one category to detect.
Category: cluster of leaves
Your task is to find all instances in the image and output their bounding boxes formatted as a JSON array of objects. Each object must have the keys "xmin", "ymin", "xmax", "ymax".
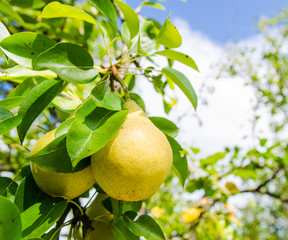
[{"xmin": 0, "ymin": 0, "xmax": 199, "ymax": 239}]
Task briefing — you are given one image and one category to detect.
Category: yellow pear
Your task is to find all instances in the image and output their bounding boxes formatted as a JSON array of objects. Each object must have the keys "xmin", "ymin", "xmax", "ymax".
[
  {"xmin": 91, "ymin": 100, "xmax": 173, "ymax": 201},
  {"xmin": 31, "ymin": 129, "xmax": 95, "ymax": 199}
]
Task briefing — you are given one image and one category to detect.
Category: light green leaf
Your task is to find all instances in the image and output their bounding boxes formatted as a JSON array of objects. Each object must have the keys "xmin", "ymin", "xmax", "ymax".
[
  {"xmin": 55, "ymin": 118, "xmax": 75, "ymax": 138},
  {"xmin": 0, "ymin": 106, "xmax": 13, "ymax": 120},
  {"xmin": 90, "ymin": 80, "xmax": 122, "ymax": 110},
  {"xmin": 149, "ymin": 117, "xmax": 179, "ymax": 137},
  {"xmin": 0, "ymin": 32, "xmax": 56, "ymax": 68},
  {"xmin": 21, "ymin": 198, "xmax": 67, "ymax": 239},
  {"xmin": 123, "ymin": 214, "xmax": 165, "ymax": 240},
  {"xmin": 0, "ymin": 196, "xmax": 22, "ymax": 240},
  {"xmin": 0, "ymin": 96, "xmax": 25, "ymax": 109},
  {"xmin": 51, "ymin": 96, "xmax": 80, "ymax": 113},
  {"xmin": 33, "ymin": 42, "xmax": 98, "ymax": 83},
  {"xmin": 90, "ymin": 0, "xmax": 118, "ymax": 28},
  {"xmin": 162, "ymin": 67, "xmax": 197, "ymax": 109},
  {"xmin": 0, "ymin": 65, "xmax": 56, "ymax": 83},
  {"xmin": 166, "ymin": 136, "xmax": 188, "ymax": 187},
  {"xmin": 40, "ymin": 2, "xmax": 97, "ymax": 25},
  {"xmin": 200, "ymin": 152, "xmax": 227, "ymax": 166},
  {"xmin": 155, "ymin": 50, "xmax": 199, "ymax": 71},
  {"xmin": 233, "ymin": 169, "xmax": 258, "ymax": 179},
  {"xmin": 114, "ymin": 0, "xmax": 140, "ymax": 39},
  {"xmin": 0, "ymin": 0, "xmax": 24, "ymax": 24},
  {"xmin": 17, "ymin": 79, "xmax": 64, "ymax": 143},
  {"xmin": 0, "ymin": 21, "xmax": 10, "ymax": 41},
  {"xmin": 7, "ymin": 77, "xmax": 43, "ymax": 98},
  {"xmin": 0, "ymin": 115, "xmax": 22, "ymax": 135},
  {"xmin": 141, "ymin": 2, "xmax": 165, "ymax": 10},
  {"xmin": 67, "ymin": 108, "xmax": 128, "ymax": 167},
  {"xmin": 157, "ymin": 17, "xmax": 182, "ymax": 48}
]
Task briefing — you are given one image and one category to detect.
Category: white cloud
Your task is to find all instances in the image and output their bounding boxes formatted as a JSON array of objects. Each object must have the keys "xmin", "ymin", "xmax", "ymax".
[{"xmin": 135, "ymin": 18, "xmax": 261, "ymax": 155}]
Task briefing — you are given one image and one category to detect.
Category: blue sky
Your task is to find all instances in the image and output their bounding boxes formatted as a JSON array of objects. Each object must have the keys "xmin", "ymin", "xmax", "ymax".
[{"xmin": 127, "ymin": 0, "xmax": 288, "ymax": 44}]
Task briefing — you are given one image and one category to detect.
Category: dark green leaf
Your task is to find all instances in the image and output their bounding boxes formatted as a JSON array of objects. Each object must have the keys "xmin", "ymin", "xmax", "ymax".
[
  {"xmin": 0, "ymin": 32, "xmax": 56, "ymax": 68},
  {"xmin": 167, "ymin": 136, "xmax": 188, "ymax": 187},
  {"xmin": 40, "ymin": 2, "xmax": 97, "ymax": 25},
  {"xmin": 157, "ymin": 18, "xmax": 182, "ymax": 48},
  {"xmin": 90, "ymin": 80, "xmax": 122, "ymax": 110},
  {"xmin": 112, "ymin": 219, "xmax": 140, "ymax": 240},
  {"xmin": 0, "ymin": 177, "xmax": 18, "ymax": 197},
  {"xmin": 123, "ymin": 214, "xmax": 165, "ymax": 240},
  {"xmin": 17, "ymin": 79, "xmax": 64, "ymax": 143},
  {"xmin": 155, "ymin": 50, "xmax": 199, "ymax": 71},
  {"xmin": 27, "ymin": 134, "xmax": 73, "ymax": 173},
  {"xmin": 21, "ymin": 198, "xmax": 67, "ymax": 239},
  {"xmin": 14, "ymin": 173, "xmax": 50, "ymax": 213},
  {"xmin": 10, "ymin": 0, "xmax": 45, "ymax": 9},
  {"xmin": 149, "ymin": 117, "xmax": 179, "ymax": 137},
  {"xmin": 114, "ymin": 0, "xmax": 140, "ymax": 39},
  {"xmin": 0, "ymin": 196, "xmax": 22, "ymax": 240},
  {"xmin": 162, "ymin": 67, "xmax": 197, "ymax": 110},
  {"xmin": 33, "ymin": 43, "xmax": 98, "ymax": 83},
  {"xmin": 67, "ymin": 108, "xmax": 128, "ymax": 167}
]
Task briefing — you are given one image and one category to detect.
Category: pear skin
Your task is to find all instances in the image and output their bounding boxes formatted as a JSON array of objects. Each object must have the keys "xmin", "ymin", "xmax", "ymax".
[{"xmin": 91, "ymin": 100, "xmax": 173, "ymax": 201}]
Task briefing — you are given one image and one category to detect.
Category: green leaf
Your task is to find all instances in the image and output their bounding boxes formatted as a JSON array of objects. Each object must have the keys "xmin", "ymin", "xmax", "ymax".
[
  {"xmin": 0, "ymin": 96, "xmax": 25, "ymax": 109},
  {"xmin": 67, "ymin": 108, "xmax": 128, "ymax": 167},
  {"xmin": 14, "ymin": 173, "xmax": 50, "ymax": 213},
  {"xmin": 155, "ymin": 50, "xmax": 199, "ymax": 71},
  {"xmin": 114, "ymin": 0, "xmax": 140, "ymax": 39},
  {"xmin": 129, "ymin": 93, "xmax": 146, "ymax": 112},
  {"xmin": 40, "ymin": 2, "xmax": 97, "ymax": 25},
  {"xmin": 260, "ymin": 138, "xmax": 268, "ymax": 147},
  {"xmin": 233, "ymin": 169, "xmax": 258, "ymax": 180},
  {"xmin": 0, "ymin": 0, "xmax": 24, "ymax": 24},
  {"xmin": 112, "ymin": 219, "xmax": 140, "ymax": 240},
  {"xmin": 0, "ymin": 196, "xmax": 22, "ymax": 240},
  {"xmin": 149, "ymin": 117, "xmax": 179, "ymax": 137},
  {"xmin": 0, "ymin": 115, "xmax": 22, "ymax": 135},
  {"xmin": 162, "ymin": 67, "xmax": 197, "ymax": 110},
  {"xmin": 10, "ymin": 0, "xmax": 45, "ymax": 9},
  {"xmin": 0, "ymin": 32, "xmax": 56, "ymax": 68},
  {"xmin": 166, "ymin": 136, "xmax": 188, "ymax": 187},
  {"xmin": 26, "ymin": 134, "xmax": 73, "ymax": 173},
  {"xmin": 0, "ymin": 177, "xmax": 18, "ymax": 197},
  {"xmin": 200, "ymin": 152, "xmax": 227, "ymax": 166},
  {"xmin": 0, "ymin": 65, "xmax": 56, "ymax": 83},
  {"xmin": 157, "ymin": 17, "xmax": 182, "ymax": 48},
  {"xmin": 17, "ymin": 79, "xmax": 64, "ymax": 143},
  {"xmin": 7, "ymin": 78, "xmax": 41, "ymax": 98},
  {"xmin": 90, "ymin": 80, "xmax": 122, "ymax": 110},
  {"xmin": 55, "ymin": 118, "xmax": 75, "ymax": 138},
  {"xmin": 51, "ymin": 96, "xmax": 80, "ymax": 113},
  {"xmin": 0, "ymin": 106, "xmax": 13, "ymax": 120},
  {"xmin": 33, "ymin": 42, "xmax": 98, "ymax": 83},
  {"xmin": 123, "ymin": 214, "xmax": 165, "ymax": 240},
  {"xmin": 90, "ymin": 0, "xmax": 118, "ymax": 28},
  {"xmin": 141, "ymin": 2, "xmax": 165, "ymax": 10},
  {"xmin": 74, "ymin": 98, "xmax": 97, "ymax": 122},
  {"xmin": 21, "ymin": 198, "xmax": 67, "ymax": 239},
  {"xmin": 0, "ymin": 21, "xmax": 10, "ymax": 41}
]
